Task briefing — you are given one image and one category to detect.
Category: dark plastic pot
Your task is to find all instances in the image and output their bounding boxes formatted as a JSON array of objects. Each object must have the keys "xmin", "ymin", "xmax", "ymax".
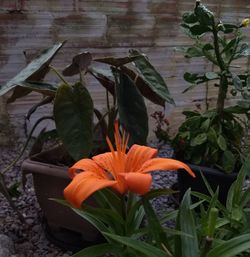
[
  {"xmin": 178, "ymin": 164, "xmax": 238, "ymax": 205},
  {"xmin": 22, "ymin": 157, "xmax": 103, "ymax": 252}
]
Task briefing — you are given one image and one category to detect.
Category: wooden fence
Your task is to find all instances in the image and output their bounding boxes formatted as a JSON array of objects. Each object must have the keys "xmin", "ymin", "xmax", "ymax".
[{"xmin": 0, "ymin": 0, "xmax": 249, "ymax": 140}]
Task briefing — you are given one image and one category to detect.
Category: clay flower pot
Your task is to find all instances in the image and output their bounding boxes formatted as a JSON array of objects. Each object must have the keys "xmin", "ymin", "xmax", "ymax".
[{"xmin": 22, "ymin": 155, "xmax": 102, "ymax": 251}]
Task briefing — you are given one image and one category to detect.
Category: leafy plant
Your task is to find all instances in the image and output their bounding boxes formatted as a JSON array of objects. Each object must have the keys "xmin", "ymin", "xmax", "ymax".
[
  {"xmin": 58, "ymin": 122, "xmax": 194, "ymax": 257},
  {"xmin": 105, "ymin": 188, "xmax": 250, "ymax": 257},
  {"xmin": 192, "ymin": 153, "xmax": 250, "ymax": 243},
  {"xmin": 102, "ymin": 155, "xmax": 250, "ymax": 257},
  {"xmin": 172, "ymin": 1, "xmax": 250, "ymax": 173},
  {"xmin": 0, "ymin": 43, "xmax": 174, "ymax": 162},
  {"xmin": 0, "ymin": 43, "xmax": 174, "ymax": 218}
]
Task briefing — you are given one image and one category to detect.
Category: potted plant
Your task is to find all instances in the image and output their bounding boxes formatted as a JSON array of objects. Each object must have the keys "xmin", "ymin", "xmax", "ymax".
[
  {"xmin": 171, "ymin": 1, "xmax": 250, "ymax": 203},
  {"xmin": 76, "ymin": 157, "xmax": 250, "ymax": 257},
  {"xmin": 0, "ymin": 42, "xmax": 174, "ymax": 250}
]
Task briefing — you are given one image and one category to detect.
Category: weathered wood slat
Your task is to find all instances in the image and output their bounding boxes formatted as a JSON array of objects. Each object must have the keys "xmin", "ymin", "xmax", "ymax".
[{"xmin": 0, "ymin": 0, "xmax": 249, "ymax": 138}]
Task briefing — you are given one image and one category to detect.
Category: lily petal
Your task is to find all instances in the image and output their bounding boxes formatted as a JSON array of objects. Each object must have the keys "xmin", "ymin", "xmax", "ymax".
[
  {"xmin": 92, "ymin": 152, "xmax": 117, "ymax": 177},
  {"xmin": 68, "ymin": 158, "xmax": 106, "ymax": 178},
  {"xmin": 120, "ymin": 172, "xmax": 152, "ymax": 195},
  {"xmin": 64, "ymin": 171, "xmax": 117, "ymax": 208},
  {"xmin": 125, "ymin": 144, "xmax": 158, "ymax": 173},
  {"xmin": 138, "ymin": 158, "xmax": 195, "ymax": 178}
]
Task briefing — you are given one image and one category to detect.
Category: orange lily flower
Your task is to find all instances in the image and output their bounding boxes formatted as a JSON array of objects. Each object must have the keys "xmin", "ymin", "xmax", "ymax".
[{"xmin": 64, "ymin": 122, "xmax": 195, "ymax": 208}]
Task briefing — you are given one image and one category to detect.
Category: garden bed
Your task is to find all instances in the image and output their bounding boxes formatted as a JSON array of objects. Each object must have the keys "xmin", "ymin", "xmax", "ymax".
[{"xmin": 0, "ymin": 142, "xmax": 177, "ymax": 257}]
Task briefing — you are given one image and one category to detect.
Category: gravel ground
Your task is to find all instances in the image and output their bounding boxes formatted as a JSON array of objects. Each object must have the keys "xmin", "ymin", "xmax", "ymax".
[
  {"xmin": 0, "ymin": 117, "xmax": 72, "ymax": 257},
  {"xmin": 1, "ymin": 115, "xmax": 250, "ymax": 256},
  {"xmin": 0, "ymin": 128, "xmax": 177, "ymax": 257},
  {"xmin": 0, "ymin": 144, "xmax": 72, "ymax": 257}
]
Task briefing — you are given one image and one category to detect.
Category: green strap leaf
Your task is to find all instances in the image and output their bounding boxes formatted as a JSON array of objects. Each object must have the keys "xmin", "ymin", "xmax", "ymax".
[
  {"xmin": 71, "ymin": 243, "xmax": 121, "ymax": 257},
  {"xmin": 142, "ymin": 197, "xmax": 170, "ymax": 251},
  {"xmin": 175, "ymin": 189, "xmax": 200, "ymax": 257},
  {"xmin": 234, "ymin": 155, "xmax": 250, "ymax": 206},
  {"xmin": 103, "ymin": 233, "xmax": 170, "ymax": 257},
  {"xmin": 115, "ymin": 70, "xmax": 148, "ymax": 145},
  {"xmin": 205, "ymin": 234, "xmax": 250, "ymax": 257},
  {"xmin": 143, "ymin": 188, "xmax": 177, "ymax": 201},
  {"xmin": 54, "ymin": 82, "xmax": 94, "ymax": 160}
]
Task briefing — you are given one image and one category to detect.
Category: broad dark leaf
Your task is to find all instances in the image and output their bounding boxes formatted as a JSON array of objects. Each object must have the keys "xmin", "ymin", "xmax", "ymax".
[
  {"xmin": 115, "ymin": 70, "xmax": 148, "ymax": 145},
  {"xmin": 93, "ymin": 55, "xmax": 140, "ymax": 67},
  {"xmin": 129, "ymin": 49, "xmax": 174, "ymax": 105},
  {"xmin": 0, "ymin": 42, "xmax": 64, "ymax": 97},
  {"xmin": 93, "ymin": 108, "xmax": 108, "ymax": 142},
  {"xmin": 120, "ymin": 66, "xmax": 165, "ymax": 106},
  {"xmin": 182, "ymin": 11, "xmax": 198, "ymax": 24},
  {"xmin": 184, "ymin": 72, "xmax": 199, "ymax": 83},
  {"xmin": 190, "ymin": 24, "xmax": 211, "ymax": 36},
  {"xmin": 194, "ymin": 2, "xmax": 214, "ymax": 26},
  {"xmin": 7, "ymin": 81, "xmax": 57, "ymax": 103},
  {"xmin": 7, "ymin": 87, "xmax": 32, "ymax": 104},
  {"xmin": 88, "ymin": 67, "xmax": 115, "ymax": 95},
  {"xmin": 63, "ymin": 52, "xmax": 92, "ymax": 76},
  {"xmin": 54, "ymin": 82, "xmax": 94, "ymax": 160}
]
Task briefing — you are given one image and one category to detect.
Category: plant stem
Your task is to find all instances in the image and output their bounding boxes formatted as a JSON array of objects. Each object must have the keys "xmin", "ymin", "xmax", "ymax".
[
  {"xmin": 121, "ymin": 194, "xmax": 128, "ymax": 236},
  {"xmin": 0, "ymin": 173, "xmax": 25, "ymax": 223},
  {"xmin": 216, "ymin": 74, "xmax": 228, "ymax": 118},
  {"xmin": 49, "ymin": 65, "xmax": 70, "ymax": 86},
  {"xmin": 201, "ymin": 236, "xmax": 213, "ymax": 257},
  {"xmin": 212, "ymin": 21, "xmax": 227, "ymax": 118},
  {"xmin": 2, "ymin": 116, "xmax": 53, "ymax": 175}
]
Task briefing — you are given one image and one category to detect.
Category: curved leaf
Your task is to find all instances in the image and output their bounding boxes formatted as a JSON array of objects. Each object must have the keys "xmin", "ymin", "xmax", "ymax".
[
  {"xmin": 175, "ymin": 189, "xmax": 199, "ymax": 257},
  {"xmin": 103, "ymin": 233, "xmax": 170, "ymax": 257},
  {"xmin": 142, "ymin": 197, "xmax": 168, "ymax": 249},
  {"xmin": 7, "ymin": 82, "xmax": 57, "ymax": 103},
  {"xmin": 121, "ymin": 66, "xmax": 165, "ymax": 107},
  {"xmin": 88, "ymin": 67, "xmax": 115, "ymax": 95},
  {"xmin": 191, "ymin": 133, "xmax": 207, "ymax": 146},
  {"xmin": 54, "ymin": 82, "xmax": 94, "ymax": 160},
  {"xmin": 115, "ymin": 70, "xmax": 148, "ymax": 145},
  {"xmin": 206, "ymin": 234, "xmax": 250, "ymax": 257},
  {"xmin": 93, "ymin": 55, "xmax": 140, "ymax": 67},
  {"xmin": 0, "ymin": 42, "xmax": 64, "ymax": 97},
  {"xmin": 129, "ymin": 49, "xmax": 175, "ymax": 105},
  {"xmin": 71, "ymin": 243, "xmax": 121, "ymax": 257},
  {"xmin": 63, "ymin": 52, "xmax": 92, "ymax": 76}
]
